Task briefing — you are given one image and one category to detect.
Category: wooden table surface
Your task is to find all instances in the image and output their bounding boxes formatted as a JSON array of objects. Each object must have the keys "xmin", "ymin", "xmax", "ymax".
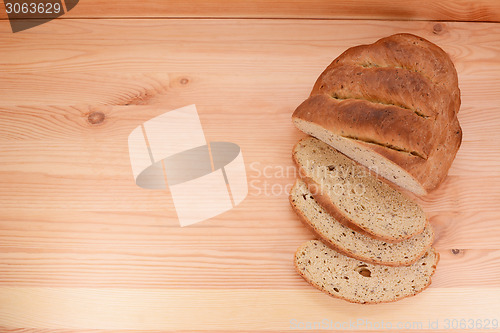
[{"xmin": 1, "ymin": 1, "xmax": 500, "ymax": 332}]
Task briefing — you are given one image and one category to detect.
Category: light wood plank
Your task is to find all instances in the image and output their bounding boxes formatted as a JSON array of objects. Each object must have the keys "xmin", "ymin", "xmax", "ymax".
[
  {"xmin": 0, "ymin": 208, "xmax": 499, "ymax": 289},
  {"xmin": 1, "ymin": 287, "xmax": 499, "ymax": 330},
  {"xmin": 1, "ymin": 20, "xmax": 500, "ymax": 107},
  {"xmin": 1, "ymin": 0, "xmax": 500, "ymax": 21},
  {"xmin": 1, "ymin": 104, "xmax": 499, "ymax": 216}
]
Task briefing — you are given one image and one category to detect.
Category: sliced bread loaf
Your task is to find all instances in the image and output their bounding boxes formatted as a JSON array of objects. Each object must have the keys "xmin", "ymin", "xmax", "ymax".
[
  {"xmin": 290, "ymin": 179, "xmax": 433, "ymax": 266},
  {"xmin": 292, "ymin": 33, "xmax": 462, "ymax": 196},
  {"xmin": 293, "ymin": 137, "xmax": 427, "ymax": 242},
  {"xmin": 295, "ymin": 240, "xmax": 439, "ymax": 304}
]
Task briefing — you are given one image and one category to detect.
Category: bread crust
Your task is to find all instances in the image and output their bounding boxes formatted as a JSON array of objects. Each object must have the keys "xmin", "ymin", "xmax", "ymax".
[
  {"xmin": 293, "ymin": 241, "xmax": 440, "ymax": 304},
  {"xmin": 289, "ymin": 180, "xmax": 434, "ymax": 266},
  {"xmin": 292, "ymin": 33, "xmax": 462, "ymax": 195}
]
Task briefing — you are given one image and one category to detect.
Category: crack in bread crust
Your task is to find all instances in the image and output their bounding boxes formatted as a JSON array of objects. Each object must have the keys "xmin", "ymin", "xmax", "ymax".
[
  {"xmin": 330, "ymin": 94, "xmax": 429, "ymax": 119},
  {"xmin": 343, "ymin": 135, "xmax": 426, "ymax": 159}
]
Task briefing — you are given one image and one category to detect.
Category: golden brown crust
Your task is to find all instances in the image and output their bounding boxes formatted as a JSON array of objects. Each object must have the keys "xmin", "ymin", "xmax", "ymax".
[
  {"xmin": 292, "ymin": 33, "xmax": 462, "ymax": 194},
  {"xmin": 293, "ymin": 242, "xmax": 439, "ymax": 304}
]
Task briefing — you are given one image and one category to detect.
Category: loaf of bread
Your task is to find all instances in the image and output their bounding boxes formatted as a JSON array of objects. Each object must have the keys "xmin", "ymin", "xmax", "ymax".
[
  {"xmin": 292, "ymin": 33, "xmax": 462, "ymax": 195},
  {"xmin": 290, "ymin": 179, "xmax": 433, "ymax": 266},
  {"xmin": 293, "ymin": 137, "xmax": 427, "ymax": 242},
  {"xmin": 295, "ymin": 240, "xmax": 439, "ymax": 304}
]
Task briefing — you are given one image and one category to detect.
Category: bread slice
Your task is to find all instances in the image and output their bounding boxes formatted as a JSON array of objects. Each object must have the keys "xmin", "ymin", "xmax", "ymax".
[
  {"xmin": 292, "ymin": 33, "xmax": 462, "ymax": 196},
  {"xmin": 293, "ymin": 137, "xmax": 427, "ymax": 242},
  {"xmin": 290, "ymin": 179, "xmax": 433, "ymax": 266},
  {"xmin": 294, "ymin": 240, "xmax": 439, "ymax": 304}
]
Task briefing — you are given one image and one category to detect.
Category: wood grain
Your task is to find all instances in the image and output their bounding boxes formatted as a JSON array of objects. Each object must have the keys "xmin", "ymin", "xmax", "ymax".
[
  {"xmin": 1, "ymin": 287, "xmax": 500, "ymax": 330},
  {"xmin": 1, "ymin": 18, "xmax": 500, "ymax": 332},
  {"xmin": 0, "ymin": 208, "xmax": 499, "ymax": 289},
  {"xmin": 1, "ymin": 20, "xmax": 500, "ymax": 107},
  {"xmin": 1, "ymin": 0, "xmax": 500, "ymax": 21}
]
